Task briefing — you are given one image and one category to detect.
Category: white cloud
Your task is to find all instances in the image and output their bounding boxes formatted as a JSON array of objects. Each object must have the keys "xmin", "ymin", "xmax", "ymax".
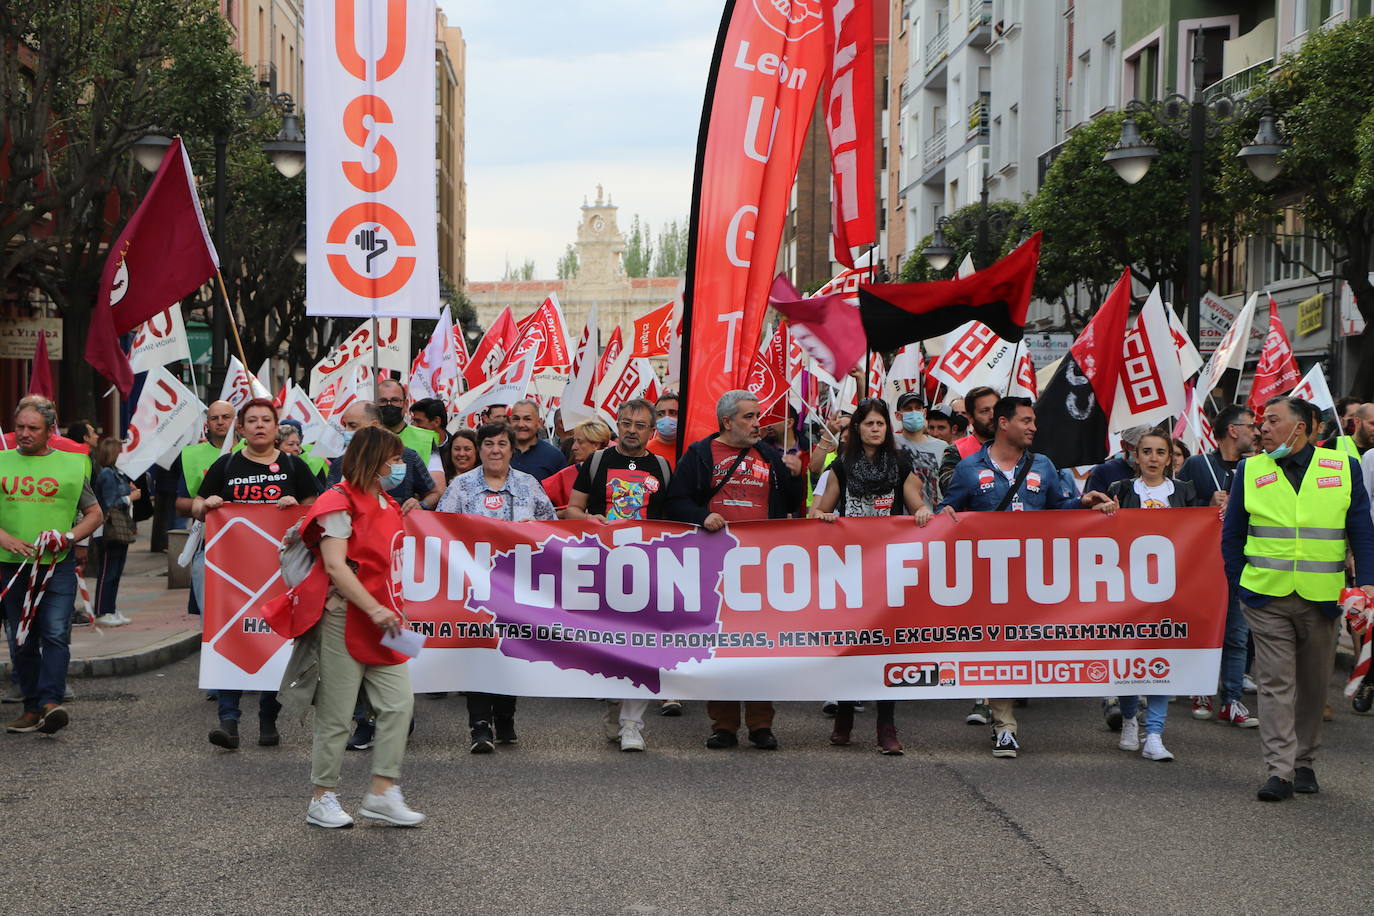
[{"xmin": 438, "ymin": 1, "xmax": 719, "ymax": 279}]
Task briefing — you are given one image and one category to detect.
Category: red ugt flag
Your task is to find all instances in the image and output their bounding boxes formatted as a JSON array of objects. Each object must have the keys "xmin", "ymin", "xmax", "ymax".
[{"xmin": 86, "ymin": 137, "xmax": 219, "ymax": 393}]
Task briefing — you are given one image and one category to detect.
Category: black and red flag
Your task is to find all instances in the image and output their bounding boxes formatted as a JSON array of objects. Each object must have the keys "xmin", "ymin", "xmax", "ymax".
[
  {"xmin": 857, "ymin": 231, "xmax": 1041, "ymax": 349},
  {"xmin": 1031, "ymin": 267, "xmax": 1133, "ymax": 470}
]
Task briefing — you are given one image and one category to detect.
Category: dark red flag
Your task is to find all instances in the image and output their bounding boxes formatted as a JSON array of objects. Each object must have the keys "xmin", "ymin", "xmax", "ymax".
[
  {"xmin": 86, "ymin": 137, "xmax": 219, "ymax": 393},
  {"xmin": 857, "ymin": 232, "xmax": 1041, "ymax": 349},
  {"xmin": 29, "ymin": 332, "xmax": 54, "ymax": 399}
]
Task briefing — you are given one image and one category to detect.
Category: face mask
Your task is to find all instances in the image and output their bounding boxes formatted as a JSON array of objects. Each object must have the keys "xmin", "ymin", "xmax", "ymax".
[
  {"xmin": 380, "ymin": 461, "xmax": 406, "ymax": 488},
  {"xmin": 655, "ymin": 417, "xmax": 677, "ymax": 439},
  {"xmin": 340, "ymin": 430, "xmax": 355, "ymax": 448},
  {"xmin": 901, "ymin": 412, "xmax": 926, "ymax": 433},
  {"xmin": 378, "ymin": 405, "xmax": 404, "ymax": 428},
  {"xmin": 1266, "ymin": 428, "xmax": 1300, "ymax": 461}
]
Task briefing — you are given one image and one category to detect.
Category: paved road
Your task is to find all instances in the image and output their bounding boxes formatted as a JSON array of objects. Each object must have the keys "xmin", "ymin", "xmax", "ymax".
[{"xmin": 5, "ymin": 657, "xmax": 1371, "ymax": 915}]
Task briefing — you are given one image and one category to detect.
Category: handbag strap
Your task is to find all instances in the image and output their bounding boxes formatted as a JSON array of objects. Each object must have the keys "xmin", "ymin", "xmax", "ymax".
[
  {"xmin": 994, "ymin": 453, "xmax": 1036, "ymax": 512},
  {"xmin": 705, "ymin": 446, "xmax": 752, "ymax": 505}
]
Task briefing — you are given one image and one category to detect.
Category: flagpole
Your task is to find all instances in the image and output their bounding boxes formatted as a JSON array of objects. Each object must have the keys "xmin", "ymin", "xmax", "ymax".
[
  {"xmin": 213, "ymin": 271, "xmax": 251, "ymax": 371},
  {"xmin": 1004, "ymin": 339, "xmax": 1022, "ymax": 396},
  {"xmin": 372, "ymin": 314, "xmax": 381, "ymax": 399}
]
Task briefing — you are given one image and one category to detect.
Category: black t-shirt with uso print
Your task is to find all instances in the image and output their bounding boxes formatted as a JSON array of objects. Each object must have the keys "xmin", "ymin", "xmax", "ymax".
[{"xmin": 196, "ymin": 451, "xmax": 322, "ymax": 503}]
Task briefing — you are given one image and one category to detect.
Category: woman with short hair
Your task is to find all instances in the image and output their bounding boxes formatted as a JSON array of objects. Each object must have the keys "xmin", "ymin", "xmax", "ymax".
[{"xmin": 542, "ymin": 419, "xmax": 613, "ymax": 517}]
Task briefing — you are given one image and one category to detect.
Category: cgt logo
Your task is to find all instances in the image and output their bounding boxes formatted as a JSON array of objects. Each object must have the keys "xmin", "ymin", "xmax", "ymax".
[
  {"xmin": 884, "ymin": 661, "xmax": 957, "ymax": 688},
  {"xmin": 1112, "ymin": 657, "xmax": 1171, "ymax": 680}
]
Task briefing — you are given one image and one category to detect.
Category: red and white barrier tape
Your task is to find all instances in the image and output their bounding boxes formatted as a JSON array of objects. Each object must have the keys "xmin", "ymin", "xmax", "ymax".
[{"xmin": 0, "ymin": 530, "xmax": 72, "ymax": 645}]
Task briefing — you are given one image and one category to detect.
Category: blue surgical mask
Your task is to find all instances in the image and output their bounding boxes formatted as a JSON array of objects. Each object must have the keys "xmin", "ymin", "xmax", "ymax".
[
  {"xmin": 340, "ymin": 430, "xmax": 355, "ymax": 448},
  {"xmin": 901, "ymin": 411, "xmax": 926, "ymax": 433},
  {"xmin": 1265, "ymin": 428, "xmax": 1300, "ymax": 461},
  {"xmin": 381, "ymin": 461, "xmax": 406, "ymax": 488},
  {"xmin": 655, "ymin": 417, "xmax": 677, "ymax": 439}
]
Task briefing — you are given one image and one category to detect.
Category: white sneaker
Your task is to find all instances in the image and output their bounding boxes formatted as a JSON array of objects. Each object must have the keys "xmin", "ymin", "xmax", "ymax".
[
  {"xmin": 1243, "ymin": 673, "xmax": 1258, "ymax": 694},
  {"xmin": 619, "ymin": 721, "xmax": 646, "ymax": 752},
  {"xmin": 359, "ymin": 785, "xmax": 425, "ymax": 827},
  {"xmin": 306, "ymin": 791, "xmax": 354, "ymax": 829},
  {"xmin": 94, "ymin": 613, "xmax": 129, "ymax": 627},
  {"xmin": 604, "ymin": 701, "xmax": 621, "ymax": 742},
  {"xmin": 1141, "ymin": 733, "xmax": 1174, "ymax": 761},
  {"xmin": 1118, "ymin": 717, "xmax": 1140, "ymax": 751}
]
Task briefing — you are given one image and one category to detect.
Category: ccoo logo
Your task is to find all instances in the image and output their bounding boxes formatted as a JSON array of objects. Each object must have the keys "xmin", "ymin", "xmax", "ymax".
[{"xmin": 753, "ymin": 0, "xmax": 825, "ymax": 40}]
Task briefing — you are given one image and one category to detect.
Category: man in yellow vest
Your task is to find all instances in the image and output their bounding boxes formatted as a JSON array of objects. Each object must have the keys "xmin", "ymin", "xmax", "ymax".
[
  {"xmin": 1222, "ymin": 396, "xmax": 1374, "ymax": 801},
  {"xmin": 173, "ymin": 400, "xmax": 234, "ymax": 616},
  {"xmin": 1, "ymin": 400, "xmax": 104, "ymax": 735}
]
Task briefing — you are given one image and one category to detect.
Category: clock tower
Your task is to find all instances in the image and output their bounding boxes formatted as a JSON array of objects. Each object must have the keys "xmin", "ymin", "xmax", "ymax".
[{"xmin": 572, "ymin": 184, "xmax": 626, "ymax": 286}]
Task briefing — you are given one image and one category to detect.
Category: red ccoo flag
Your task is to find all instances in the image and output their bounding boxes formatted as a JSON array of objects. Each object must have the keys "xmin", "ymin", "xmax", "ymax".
[
  {"xmin": 86, "ymin": 137, "xmax": 219, "ymax": 394},
  {"xmin": 1247, "ymin": 296, "xmax": 1302, "ymax": 415}
]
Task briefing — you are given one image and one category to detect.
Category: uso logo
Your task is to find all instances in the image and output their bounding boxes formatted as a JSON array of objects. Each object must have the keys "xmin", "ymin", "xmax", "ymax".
[
  {"xmin": 1111, "ymin": 657, "xmax": 1171, "ymax": 680},
  {"xmin": 1, "ymin": 476, "xmax": 61, "ymax": 498}
]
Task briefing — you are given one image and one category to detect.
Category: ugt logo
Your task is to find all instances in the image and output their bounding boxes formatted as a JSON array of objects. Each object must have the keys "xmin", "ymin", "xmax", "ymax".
[{"xmin": 754, "ymin": 0, "xmax": 825, "ymax": 39}]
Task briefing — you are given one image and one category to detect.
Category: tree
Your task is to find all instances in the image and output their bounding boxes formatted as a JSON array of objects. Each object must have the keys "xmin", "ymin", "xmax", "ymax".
[
  {"xmin": 652, "ymin": 218, "xmax": 688, "ymax": 277},
  {"xmin": 898, "ymin": 199, "xmax": 1027, "ymax": 282},
  {"xmin": 501, "ymin": 257, "xmax": 536, "ymax": 281},
  {"xmin": 623, "ymin": 214, "xmax": 652, "ymax": 277},
  {"xmin": 556, "ymin": 243, "xmax": 579, "ymax": 280},
  {"xmin": 1, "ymin": 0, "xmax": 253, "ymax": 418},
  {"xmin": 1024, "ymin": 110, "xmax": 1230, "ymax": 325},
  {"xmin": 1222, "ymin": 16, "xmax": 1374, "ymax": 397}
]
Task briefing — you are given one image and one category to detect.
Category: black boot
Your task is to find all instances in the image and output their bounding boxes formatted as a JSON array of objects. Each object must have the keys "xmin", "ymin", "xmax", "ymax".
[
  {"xmin": 209, "ymin": 718, "xmax": 240, "ymax": 750},
  {"xmin": 258, "ymin": 716, "xmax": 280, "ymax": 747},
  {"xmin": 830, "ymin": 705, "xmax": 854, "ymax": 745}
]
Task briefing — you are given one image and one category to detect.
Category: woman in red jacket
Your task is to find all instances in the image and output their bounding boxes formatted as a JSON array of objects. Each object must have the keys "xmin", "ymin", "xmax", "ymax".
[{"xmin": 296, "ymin": 427, "xmax": 425, "ymax": 829}]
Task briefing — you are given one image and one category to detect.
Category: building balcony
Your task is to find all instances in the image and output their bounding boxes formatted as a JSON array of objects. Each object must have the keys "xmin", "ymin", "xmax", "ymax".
[
  {"xmin": 925, "ymin": 25, "xmax": 949, "ymax": 74},
  {"xmin": 923, "ymin": 125, "xmax": 948, "ymax": 170},
  {"xmin": 256, "ymin": 60, "xmax": 277, "ymax": 93},
  {"xmin": 968, "ymin": 0, "xmax": 992, "ymax": 32},
  {"xmin": 967, "ymin": 92, "xmax": 990, "ymax": 140},
  {"xmin": 1202, "ymin": 58, "xmax": 1273, "ymax": 103}
]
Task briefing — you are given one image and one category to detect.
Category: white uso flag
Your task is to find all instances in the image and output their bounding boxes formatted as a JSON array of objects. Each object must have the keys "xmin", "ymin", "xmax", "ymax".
[
  {"xmin": 306, "ymin": 1, "xmax": 438, "ymax": 319},
  {"xmin": 128, "ymin": 306, "xmax": 192, "ymax": 374},
  {"xmin": 119, "ymin": 366, "xmax": 206, "ymax": 479},
  {"xmin": 309, "ymin": 317, "xmax": 411, "ymax": 397}
]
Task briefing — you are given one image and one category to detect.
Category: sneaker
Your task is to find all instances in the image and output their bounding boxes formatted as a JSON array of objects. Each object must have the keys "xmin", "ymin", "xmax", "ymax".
[
  {"xmin": 659, "ymin": 700, "xmax": 683, "ymax": 717},
  {"xmin": 1256, "ymin": 775, "xmax": 1293, "ymax": 802},
  {"xmin": 1217, "ymin": 700, "xmax": 1259, "ymax": 728},
  {"xmin": 1102, "ymin": 698, "xmax": 1123, "ymax": 731},
  {"xmin": 1294, "ymin": 766, "xmax": 1319, "ymax": 794},
  {"xmin": 1353, "ymin": 682, "xmax": 1374, "ymax": 714},
  {"xmin": 345, "ymin": 718, "xmax": 375, "ymax": 751},
  {"xmin": 36, "ymin": 703, "xmax": 68, "ymax": 735},
  {"xmin": 1141, "ymin": 733, "xmax": 1173, "ymax": 761},
  {"xmin": 992, "ymin": 729, "xmax": 1019, "ymax": 758},
  {"xmin": 965, "ymin": 702, "xmax": 991, "ymax": 725},
  {"xmin": 494, "ymin": 717, "xmax": 518, "ymax": 744},
  {"xmin": 1243, "ymin": 673, "xmax": 1258, "ymax": 694},
  {"xmin": 1118, "ymin": 717, "xmax": 1140, "ymax": 751},
  {"xmin": 748, "ymin": 728, "xmax": 779, "ymax": 750},
  {"xmin": 1190, "ymin": 696, "xmax": 1214, "ymax": 720},
  {"xmin": 95, "ymin": 613, "xmax": 129, "ymax": 627},
  {"xmin": 853, "ymin": 703, "xmax": 866, "ymax": 713},
  {"xmin": 705, "ymin": 729, "xmax": 738, "ymax": 749},
  {"xmin": 821, "ymin": 701, "xmax": 838, "ymax": 716},
  {"xmin": 306, "ymin": 791, "xmax": 354, "ymax": 829},
  {"xmin": 1, "ymin": 685, "xmax": 21, "ymax": 704},
  {"xmin": 604, "ymin": 703, "xmax": 622, "ymax": 742},
  {"xmin": 258, "ymin": 718, "xmax": 280, "ymax": 747},
  {"xmin": 208, "ymin": 718, "xmax": 240, "ymax": 749},
  {"xmin": 619, "ymin": 722, "xmax": 645, "ymax": 752},
  {"xmin": 469, "ymin": 722, "xmax": 495, "ymax": 754},
  {"xmin": 877, "ymin": 723, "xmax": 903, "ymax": 756},
  {"xmin": 6, "ymin": 710, "xmax": 41, "ymax": 733},
  {"xmin": 63, "ymin": 685, "xmax": 75, "ymax": 702},
  {"xmin": 358, "ymin": 785, "xmax": 425, "ymax": 827}
]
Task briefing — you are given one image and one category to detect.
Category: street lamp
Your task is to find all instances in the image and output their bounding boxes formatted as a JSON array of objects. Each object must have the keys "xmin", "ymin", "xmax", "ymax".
[
  {"xmin": 921, "ymin": 219, "xmax": 956, "ymax": 272},
  {"xmin": 131, "ymin": 133, "xmax": 173, "ymax": 173},
  {"xmin": 261, "ymin": 97, "xmax": 306, "ymax": 179},
  {"xmin": 1104, "ymin": 27, "xmax": 1288, "ymax": 349},
  {"xmin": 921, "ymin": 176, "xmax": 1029, "ymax": 274}
]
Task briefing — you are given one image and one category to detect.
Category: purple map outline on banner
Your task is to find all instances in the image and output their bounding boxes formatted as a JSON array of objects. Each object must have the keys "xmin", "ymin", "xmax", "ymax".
[{"xmin": 468, "ymin": 527, "xmax": 739, "ymax": 690}]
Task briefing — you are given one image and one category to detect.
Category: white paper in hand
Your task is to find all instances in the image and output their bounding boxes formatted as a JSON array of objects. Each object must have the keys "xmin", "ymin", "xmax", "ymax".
[{"xmin": 380, "ymin": 626, "xmax": 425, "ymax": 659}]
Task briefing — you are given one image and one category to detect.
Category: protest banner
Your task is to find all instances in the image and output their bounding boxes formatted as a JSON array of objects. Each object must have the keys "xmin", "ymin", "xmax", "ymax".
[{"xmin": 202, "ymin": 507, "xmax": 1226, "ymax": 699}]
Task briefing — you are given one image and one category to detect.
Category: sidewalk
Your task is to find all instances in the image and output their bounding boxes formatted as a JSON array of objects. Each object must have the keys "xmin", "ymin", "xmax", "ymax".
[{"xmin": 2, "ymin": 534, "xmax": 202, "ymax": 680}]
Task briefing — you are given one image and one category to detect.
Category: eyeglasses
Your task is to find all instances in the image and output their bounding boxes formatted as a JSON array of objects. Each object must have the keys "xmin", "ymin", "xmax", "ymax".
[{"xmin": 377, "ymin": 397, "xmax": 406, "ymax": 406}]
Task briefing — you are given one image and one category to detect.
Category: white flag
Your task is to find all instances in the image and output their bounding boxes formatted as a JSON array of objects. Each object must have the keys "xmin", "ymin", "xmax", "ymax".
[
  {"xmin": 1164, "ymin": 304, "xmax": 1204, "ymax": 379},
  {"xmin": 928, "ymin": 322, "xmax": 1020, "ymax": 397},
  {"xmin": 308, "ymin": 317, "xmax": 411, "ymax": 397},
  {"xmin": 128, "ymin": 306, "xmax": 192, "ymax": 374},
  {"xmin": 282, "ymin": 383, "xmax": 347, "ymax": 459},
  {"xmin": 1109, "ymin": 286, "xmax": 1187, "ymax": 432},
  {"xmin": 119, "ymin": 366, "xmax": 206, "ymax": 479},
  {"xmin": 219, "ymin": 356, "xmax": 270, "ymax": 411},
  {"xmin": 1289, "ymin": 362, "xmax": 1335, "ymax": 415},
  {"xmin": 593, "ymin": 354, "xmax": 660, "ymax": 426},
  {"xmin": 559, "ymin": 304, "xmax": 600, "ymax": 426},
  {"xmin": 1195, "ymin": 292, "xmax": 1259, "ymax": 398},
  {"xmin": 409, "ymin": 306, "xmax": 461, "ymax": 406},
  {"xmin": 449, "ymin": 351, "xmax": 538, "ymax": 430}
]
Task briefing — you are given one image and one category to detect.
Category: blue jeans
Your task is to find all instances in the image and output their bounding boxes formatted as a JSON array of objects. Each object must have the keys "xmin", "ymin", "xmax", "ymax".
[
  {"xmin": 1219, "ymin": 592, "xmax": 1250, "ymax": 704},
  {"xmin": 93, "ymin": 539, "xmax": 129, "ymax": 617},
  {"xmin": 217, "ymin": 689, "xmax": 281, "ymax": 723},
  {"xmin": 1, "ymin": 558, "xmax": 77, "ymax": 713},
  {"xmin": 1120, "ymin": 695, "xmax": 1168, "ymax": 735}
]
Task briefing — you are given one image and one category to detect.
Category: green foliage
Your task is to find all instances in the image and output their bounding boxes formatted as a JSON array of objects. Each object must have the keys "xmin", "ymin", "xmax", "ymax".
[
  {"xmin": 898, "ymin": 200, "xmax": 1027, "ymax": 283},
  {"xmin": 556, "ymin": 243, "xmax": 579, "ymax": 280},
  {"xmin": 652, "ymin": 219, "xmax": 688, "ymax": 277},
  {"xmin": 501, "ymin": 258, "xmax": 537, "ymax": 281},
  {"xmin": 622, "ymin": 214, "xmax": 652, "ymax": 278}
]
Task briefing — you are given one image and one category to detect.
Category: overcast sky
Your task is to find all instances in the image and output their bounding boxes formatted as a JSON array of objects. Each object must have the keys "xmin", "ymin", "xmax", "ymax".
[{"xmin": 438, "ymin": 1, "xmax": 718, "ymax": 282}]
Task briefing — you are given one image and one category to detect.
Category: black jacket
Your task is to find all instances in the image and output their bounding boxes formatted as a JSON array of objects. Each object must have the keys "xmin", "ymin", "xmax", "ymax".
[
  {"xmin": 1107, "ymin": 476, "xmax": 1199, "ymax": 509},
  {"xmin": 665, "ymin": 433, "xmax": 803, "ymax": 524}
]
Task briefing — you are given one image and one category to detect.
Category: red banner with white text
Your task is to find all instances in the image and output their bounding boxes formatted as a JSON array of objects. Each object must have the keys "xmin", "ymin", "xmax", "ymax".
[{"xmin": 201, "ymin": 507, "xmax": 1226, "ymax": 699}]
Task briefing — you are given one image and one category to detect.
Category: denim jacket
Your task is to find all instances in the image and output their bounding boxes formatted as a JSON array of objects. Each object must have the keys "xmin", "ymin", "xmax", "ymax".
[{"xmin": 936, "ymin": 445, "xmax": 1075, "ymax": 513}]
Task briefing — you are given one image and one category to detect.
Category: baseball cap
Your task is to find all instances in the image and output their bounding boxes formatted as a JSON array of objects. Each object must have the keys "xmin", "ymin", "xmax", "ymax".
[
  {"xmin": 896, "ymin": 392, "xmax": 926, "ymax": 410},
  {"xmin": 926, "ymin": 403, "xmax": 953, "ymax": 421}
]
